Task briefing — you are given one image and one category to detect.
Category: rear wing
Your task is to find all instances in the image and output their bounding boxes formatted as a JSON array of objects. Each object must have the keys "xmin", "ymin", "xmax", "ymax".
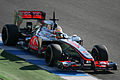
[
  {"xmin": 15, "ymin": 10, "xmax": 46, "ymax": 26},
  {"xmin": 18, "ymin": 11, "xmax": 46, "ymax": 19}
]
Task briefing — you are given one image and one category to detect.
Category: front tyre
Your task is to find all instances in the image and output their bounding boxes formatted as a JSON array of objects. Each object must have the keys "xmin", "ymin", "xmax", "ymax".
[
  {"xmin": 91, "ymin": 45, "xmax": 108, "ymax": 61},
  {"xmin": 45, "ymin": 44, "xmax": 62, "ymax": 66}
]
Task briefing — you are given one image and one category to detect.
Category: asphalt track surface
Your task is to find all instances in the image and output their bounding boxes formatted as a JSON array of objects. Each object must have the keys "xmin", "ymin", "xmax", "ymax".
[{"xmin": 0, "ymin": 0, "xmax": 120, "ymax": 80}]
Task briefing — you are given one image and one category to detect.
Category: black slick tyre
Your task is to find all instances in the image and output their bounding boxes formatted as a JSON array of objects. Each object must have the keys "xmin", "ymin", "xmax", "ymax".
[
  {"xmin": 91, "ymin": 45, "xmax": 108, "ymax": 61},
  {"xmin": 2, "ymin": 24, "xmax": 19, "ymax": 45},
  {"xmin": 45, "ymin": 44, "xmax": 62, "ymax": 66}
]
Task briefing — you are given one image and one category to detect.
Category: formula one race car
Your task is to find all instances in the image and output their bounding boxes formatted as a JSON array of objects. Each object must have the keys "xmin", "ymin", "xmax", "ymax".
[{"xmin": 2, "ymin": 10, "xmax": 117, "ymax": 71}]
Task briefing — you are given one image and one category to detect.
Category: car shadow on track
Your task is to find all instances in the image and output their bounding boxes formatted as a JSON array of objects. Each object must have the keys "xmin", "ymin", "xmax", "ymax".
[
  {"xmin": 0, "ymin": 50, "xmax": 24, "ymax": 61},
  {"xmin": 0, "ymin": 50, "xmax": 44, "ymax": 70},
  {"xmin": 19, "ymin": 65, "xmax": 43, "ymax": 70},
  {"xmin": 83, "ymin": 70, "xmax": 114, "ymax": 74}
]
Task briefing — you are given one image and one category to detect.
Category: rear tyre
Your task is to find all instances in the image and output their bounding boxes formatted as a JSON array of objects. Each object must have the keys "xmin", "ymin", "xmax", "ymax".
[
  {"xmin": 2, "ymin": 24, "xmax": 19, "ymax": 45},
  {"xmin": 91, "ymin": 45, "xmax": 108, "ymax": 61},
  {"xmin": 45, "ymin": 44, "xmax": 62, "ymax": 66}
]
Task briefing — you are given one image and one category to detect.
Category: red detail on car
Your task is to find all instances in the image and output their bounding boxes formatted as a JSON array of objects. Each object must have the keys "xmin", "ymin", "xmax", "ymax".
[
  {"xmin": 83, "ymin": 51, "xmax": 87, "ymax": 54},
  {"xmin": 74, "ymin": 47, "xmax": 94, "ymax": 61},
  {"xmin": 72, "ymin": 65, "xmax": 78, "ymax": 67},
  {"xmin": 60, "ymin": 61, "xmax": 71, "ymax": 62},
  {"xmin": 29, "ymin": 36, "xmax": 38, "ymax": 50},
  {"xmin": 18, "ymin": 11, "xmax": 45, "ymax": 19},
  {"xmin": 95, "ymin": 61, "xmax": 109, "ymax": 68},
  {"xmin": 68, "ymin": 40, "xmax": 80, "ymax": 48},
  {"xmin": 41, "ymin": 47, "xmax": 47, "ymax": 51}
]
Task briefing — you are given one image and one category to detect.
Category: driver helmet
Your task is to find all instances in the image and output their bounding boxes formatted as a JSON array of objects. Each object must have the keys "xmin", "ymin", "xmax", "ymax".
[
  {"xmin": 55, "ymin": 25, "xmax": 63, "ymax": 33},
  {"xmin": 42, "ymin": 20, "xmax": 54, "ymax": 30}
]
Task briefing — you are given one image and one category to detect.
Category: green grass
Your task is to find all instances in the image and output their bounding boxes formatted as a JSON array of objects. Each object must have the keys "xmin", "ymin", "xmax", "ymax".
[{"xmin": 0, "ymin": 49, "xmax": 65, "ymax": 80}]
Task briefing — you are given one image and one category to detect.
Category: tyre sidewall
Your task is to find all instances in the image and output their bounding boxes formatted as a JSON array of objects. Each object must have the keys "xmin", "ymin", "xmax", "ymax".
[{"xmin": 2, "ymin": 24, "xmax": 19, "ymax": 45}]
